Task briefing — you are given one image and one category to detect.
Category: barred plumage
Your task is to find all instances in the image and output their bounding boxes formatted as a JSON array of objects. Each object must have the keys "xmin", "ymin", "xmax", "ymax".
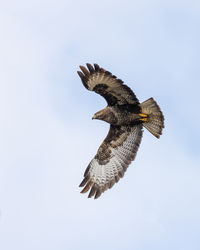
[{"xmin": 77, "ymin": 63, "xmax": 164, "ymax": 199}]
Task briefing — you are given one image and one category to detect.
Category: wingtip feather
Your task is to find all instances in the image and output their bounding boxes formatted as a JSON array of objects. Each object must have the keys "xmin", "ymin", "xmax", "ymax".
[
  {"xmin": 77, "ymin": 70, "xmax": 89, "ymax": 89},
  {"xmin": 86, "ymin": 63, "xmax": 95, "ymax": 73},
  {"xmin": 79, "ymin": 175, "xmax": 89, "ymax": 187},
  {"xmin": 94, "ymin": 63, "xmax": 100, "ymax": 71},
  {"xmin": 88, "ymin": 185, "xmax": 97, "ymax": 198},
  {"xmin": 94, "ymin": 189, "xmax": 102, "ymax": 199}
]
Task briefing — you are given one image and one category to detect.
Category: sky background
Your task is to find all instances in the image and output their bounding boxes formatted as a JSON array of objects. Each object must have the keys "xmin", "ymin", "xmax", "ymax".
[{"xmin": 0, "ymin": 0, "xmax": 200, "ymax": 249}]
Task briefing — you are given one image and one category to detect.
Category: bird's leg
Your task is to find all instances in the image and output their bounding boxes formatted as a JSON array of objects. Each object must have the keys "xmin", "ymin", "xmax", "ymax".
[{"xmin": 139, "ymin": 113, "xmax": 148, "ymax": 122}]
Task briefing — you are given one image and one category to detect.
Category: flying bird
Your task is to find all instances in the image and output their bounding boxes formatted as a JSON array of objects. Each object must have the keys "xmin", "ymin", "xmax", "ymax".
[{"xmin": 77, "ymin": 63, "xmax": 164, "ymax": 199}]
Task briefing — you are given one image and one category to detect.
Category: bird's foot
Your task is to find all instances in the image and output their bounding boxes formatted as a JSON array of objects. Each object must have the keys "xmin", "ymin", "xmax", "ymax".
[{"xmin": 139, "ymin": 113, "xmax": 148, "ymax": 122}]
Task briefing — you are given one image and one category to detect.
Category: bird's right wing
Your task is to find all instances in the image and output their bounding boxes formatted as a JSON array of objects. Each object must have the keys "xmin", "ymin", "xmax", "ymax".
[
  {"xmin": 77, "ymin": 63, "xmax": 139, "ymax": 106},
  {"xmin": 79, "ymin": 124, "xmax": 143, "ymax": 199}
]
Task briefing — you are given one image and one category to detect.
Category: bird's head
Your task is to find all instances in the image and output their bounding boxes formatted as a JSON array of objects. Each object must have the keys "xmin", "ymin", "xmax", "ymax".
[
  {"xmin": 92, "ymin": 109, "xmax": 106, "ymax": 121},
  {"xmin": 92, "ymin": 107, "xmax": 117, "ymax": 124}
]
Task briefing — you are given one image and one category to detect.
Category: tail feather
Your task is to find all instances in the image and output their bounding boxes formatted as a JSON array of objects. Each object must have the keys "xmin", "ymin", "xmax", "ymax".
[{"xmin": 140, "ymin": 98, "xmax": 164, "ymax": 138}]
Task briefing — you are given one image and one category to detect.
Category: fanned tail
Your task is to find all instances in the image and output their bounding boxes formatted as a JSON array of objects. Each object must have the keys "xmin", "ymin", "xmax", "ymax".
[{"xmin": 140, "ymin": 98, "xmax": 164, "ymax": 138}]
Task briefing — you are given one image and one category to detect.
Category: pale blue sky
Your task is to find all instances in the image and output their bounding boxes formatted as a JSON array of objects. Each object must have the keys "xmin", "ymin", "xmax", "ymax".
[{"xmin": 0, "ymin": 1, "xmax": 200, "ymax": 250}]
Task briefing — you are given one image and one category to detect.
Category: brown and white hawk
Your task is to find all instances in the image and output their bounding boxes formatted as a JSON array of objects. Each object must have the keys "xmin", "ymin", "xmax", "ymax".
[{"xmin": 77, "ymin": 63, "xmax": 164, "ymax": 199}]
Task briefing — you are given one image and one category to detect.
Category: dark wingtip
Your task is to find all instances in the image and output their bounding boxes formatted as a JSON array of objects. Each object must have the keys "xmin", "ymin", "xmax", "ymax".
[
  {"xmin": 79, "ymin": 175, "xmax": 89, "ymax": 187},
  {"xmin": 88, "ymin": 185, "xmax": 96, "ymax": 198},
  {"xmin": 94, "ymin": 63, "xmax": 100, "ymax": 71},
  {"xmin": 84, "ymin": 165, "xmax": 90, "ymax": 177},
  {"xmin": 77, "ymin": 70, "xmax": 85, "ymax": 79},
  {"xmin": 77, "ymin": 70, "xmax": 89, "ymax": 89},
  {"xmin": 86, "ymin": 63, "xmax": 95, "ymax": 73},
  {"xmin": 94, "ymin": 189, "xmax": 102, "ymax": 199},
  {"xmin": 80, "ymin": 182, "xmax": 91, "ymax": 193},
  {"xmin": 79, "ymin": 65, "xmax": 90, "ymax": 76}
]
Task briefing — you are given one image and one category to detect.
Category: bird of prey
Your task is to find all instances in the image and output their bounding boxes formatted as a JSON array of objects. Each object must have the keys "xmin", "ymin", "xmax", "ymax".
[{"xmin": 77, "ymin": 63, "xmax": 164, "ymax": 199}]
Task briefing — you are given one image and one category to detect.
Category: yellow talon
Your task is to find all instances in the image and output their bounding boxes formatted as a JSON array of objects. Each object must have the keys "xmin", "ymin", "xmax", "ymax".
[
  {"xmin": 140, "ymin": 117, "xmax": 148, "ymax": 122},
  {"xmin": 139, "ymin": 113, "xmax": 148, "ymax": 122},
  {"xmin": 139, "ymin": 113, "xmax": 148, "ymax": 118}
]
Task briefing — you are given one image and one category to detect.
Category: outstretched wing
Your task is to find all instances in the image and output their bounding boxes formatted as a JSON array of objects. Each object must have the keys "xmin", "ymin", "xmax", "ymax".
[
  {"xmin": 77, "ymin": 63, "xmax": 139, "ymax": 106},
  {"xmin": 79, "ymin": 125, "xmax": 143, "ymax": 199}
]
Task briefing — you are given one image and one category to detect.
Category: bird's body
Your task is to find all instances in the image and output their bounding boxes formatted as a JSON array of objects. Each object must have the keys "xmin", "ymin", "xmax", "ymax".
[
  {"xmin": 77, "ymin": 63, "xmax": 164, "ymax": 199},
  {"xmin": 93, "ymin": 105, "xmax": 142, "ymax": 126}
]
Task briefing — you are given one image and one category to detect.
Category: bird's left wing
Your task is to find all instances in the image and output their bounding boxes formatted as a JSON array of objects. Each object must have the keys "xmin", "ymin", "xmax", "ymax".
[
  {"xmin": 77, "ymin": 63, "xmax": 139, "ymax": 106},
  {"xmin": 79, "ymin": 124, "xmax": 143, "ymax": 199}
]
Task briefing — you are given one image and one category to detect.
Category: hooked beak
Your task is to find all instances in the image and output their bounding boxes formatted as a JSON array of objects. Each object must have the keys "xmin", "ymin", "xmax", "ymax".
[{"xmin": 92, "ymin": 114, "xmax": 97, "ymax": 120}]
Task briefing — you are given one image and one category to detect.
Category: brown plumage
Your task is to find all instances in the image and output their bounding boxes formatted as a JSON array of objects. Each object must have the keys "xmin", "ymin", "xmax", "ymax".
[{"xmin": 77, "ymin": 63, "xmax": 164, "ymax": 199}]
